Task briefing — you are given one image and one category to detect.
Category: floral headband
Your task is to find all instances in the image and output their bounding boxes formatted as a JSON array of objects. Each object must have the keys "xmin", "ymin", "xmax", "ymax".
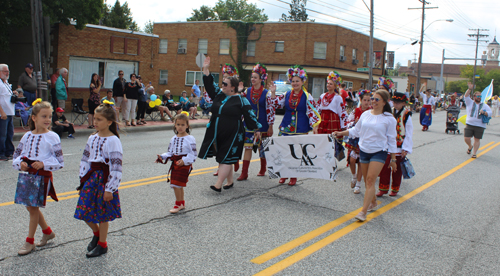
[
  {"xmin": 287, "ymin": 65, "xmax": 307, "ymax": 82},
  {"xmin": 32, "ymin": 98, "xmax": 42, "ymax": 105},
  {"xmin": 327, "ymin": 71, "xmax": 342, "ymax": 85},
  {"xmin": 222, "ymin": 63, "xmax": 238, "ymax": 77},
  {"xmin": 181, "ymin": 111, "xmax": 190, "ymax": 117},
  {"xmin": 358, "ymin": 90, "xmax": 372, "ymax": 97},
  {"xmin": 378, "ymin": 76, "xmax": 394, "ymax": 91},
  {"xmin": 252, "ymin": 63, "xmax": 268, "ymax": 81}
]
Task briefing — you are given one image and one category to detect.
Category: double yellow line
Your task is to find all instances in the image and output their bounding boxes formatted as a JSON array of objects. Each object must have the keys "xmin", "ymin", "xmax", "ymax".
[{"xmin": 252, "ymin": 141, "xmax": 500, "ymax": 275}]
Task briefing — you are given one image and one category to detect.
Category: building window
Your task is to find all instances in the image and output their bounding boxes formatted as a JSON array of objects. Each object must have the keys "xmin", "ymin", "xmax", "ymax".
[
  {"xmin": 314, "ymin": 42, "xmax": 327, "ymax": 59},
  {"xmin": 159, "ymin": 39, "xmax": 168, "ymax": 54},
  {"xmin": 159, "ymin": 70, "xmax": 168, "ymax": 85},
  {"xmin": 275, "ymin": 41, "xmax": 284, "ymax": 52},
  {"xmin": 343, "ymin": 81, "xmax": 353, "ymax": 89},
  {"xmin": 68, "ymin": 57, "xmax": 138, "ymax": 88},
  {"xmin": 198, "ymin": 39, "xmax": 208, "ymax": 54},
  {"xmin": 352, "ymin": 49, "xmax": 357, "ymax": 60},
  {"xmin": 363, "ymin": 51, "xmax": 367, "ymax": 66},
  {"xmin": 340, "ymin": 45, "xmax": 345, "ymax": 57},
  {"xmin": 186, "ymin": 71, "xmax": 219, "ymax": 86},
  {"xmin": 278, "ymin": 74, "xmax": 288, "ymax": 82},
  {"xmin": 247, "ymin": 41, "xmax": 256, "ymax": 56},
  {"xmin": 178, "ymin": 39, "xmax": 187, "ymax": 54},
  {"xmin": 220, "ymin": 39, "xmax": 230, "ymax": 55}
]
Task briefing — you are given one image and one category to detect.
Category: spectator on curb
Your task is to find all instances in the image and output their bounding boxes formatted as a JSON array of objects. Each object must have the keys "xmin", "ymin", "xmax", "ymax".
[
  {"xmin": 88, "ymin": 73, "xmax": 102, "ymax": 129},
  {"xmin": 180, "ymin": 91, "xmax": 197, "ymax": 119},
  {"xmin": 464, "ymin": 82, "xmax": 492, "ymax": 159},
  {"xmin": 52, "ymin": 107, "xmax": 75, "ymax": 139},
  {"xmin": 136, "ymin": 76, "xmax": 148, "ymax": 125},
  {"xmin": 55, "ymin": 68, "xmax": 68, "ymax": 110},
  {"xmin": 14, "ymin": 89, "xmax": 32, "ymax": 125},
  {"xmin": 124, "ymin": 73, "xmax": 140, "ymax": 126},
  {"xmin": 191, "ymin": 79, "xmax": 201, "ymax": 108},
  {"xmin": 17, "ymin": 63, "xmax": 37, "ymax": 106},
  {"xmin": 101, "ymin": 90, "xmax": 115, "ymax": 104},
  {"xmin": 0, "ymin": 63, "xmax": 18, "ymax": 161},
  {"xmin": 50, "ymin": 69, "xmax": 59, "ymax": 109},
  {"xmin": 146, "ymin": 86, "xmax": 173, "ymax": 122},
  {"xmin": 163, "ymin": 90, "xmax": 182, "ymax": 115},
  {"xmin": 112, "ymin": 70, "xmax": 126, "ymax": 121}
]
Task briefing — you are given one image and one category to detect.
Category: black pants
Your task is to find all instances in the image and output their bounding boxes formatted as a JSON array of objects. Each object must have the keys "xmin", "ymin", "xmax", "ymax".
[
  {"xmin": 50, "ymin": 88, "xmax": 57, "ymax": 109},
  {"xmin": 136, "ymin": 101, "xmax": 147, "ymax": 120},
  {"xmin": 53, "ymin": 125, "xmax": 75, "ymax": 136}
]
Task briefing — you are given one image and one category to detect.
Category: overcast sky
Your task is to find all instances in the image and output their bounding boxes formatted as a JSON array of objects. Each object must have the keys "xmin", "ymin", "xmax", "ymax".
[{"xmin": 122, "ymin": 0, "xmax": 500, "ymax": 67}]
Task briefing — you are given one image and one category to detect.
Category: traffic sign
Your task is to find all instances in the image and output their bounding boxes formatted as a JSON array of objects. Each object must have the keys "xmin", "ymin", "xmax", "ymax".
[
  {"xmin": 195, "ymin": 53, "xmax": 206, "ymax": 69},
  {"xmin": 357, "ymin": 68, "xmax": 369, "ymax": 72}
]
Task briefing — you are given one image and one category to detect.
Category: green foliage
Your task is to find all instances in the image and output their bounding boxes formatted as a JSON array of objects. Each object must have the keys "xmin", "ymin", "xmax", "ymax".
[
  {"xmin": 143, "ymin": 20, "xmax": 154, "ymax": 34},
  {"xmin": 280, "ymin": 0, "xmax": 314, "ymax": 22},
  {"xmin": 485, "ymin": 69, "xmax": 500, "ymax": 96},
  {"xmin": 446, "ymin": 80, "xmax": 468, "ymax": 94},
  {"xmin": 101, "ymin": 0, "xmax": 139, "ymax": 31},
  {"xmin": 187, "ymin": 0, "xmax": 268, "ymax": 22}
]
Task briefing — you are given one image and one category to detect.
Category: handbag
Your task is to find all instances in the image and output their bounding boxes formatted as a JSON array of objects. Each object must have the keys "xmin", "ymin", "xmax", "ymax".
[
  {"xmin": 334, "ymin": 140, "xmax": 345, "ymax": 161},
  {"xmin": 481, "ymin": 114, "xmax": 491, "ymax": 124},
  {"xmin": 400, "ymin": 157, "xmax": 416, "ymax": 179},
  {"xmin": 14, "ymin": 171, "xmax": 45, "ymax": 207}
]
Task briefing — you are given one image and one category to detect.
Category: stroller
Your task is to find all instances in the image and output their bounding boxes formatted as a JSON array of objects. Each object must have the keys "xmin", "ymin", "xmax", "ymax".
[{"xmin": 445, "ymin": 105, "xmax": 460, "ymax": 134}]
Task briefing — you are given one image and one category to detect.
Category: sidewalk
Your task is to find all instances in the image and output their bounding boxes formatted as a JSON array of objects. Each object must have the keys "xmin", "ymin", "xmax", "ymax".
[{"xmin": 13, "ymin": 112, "xmax": 210, "ymax": 141}]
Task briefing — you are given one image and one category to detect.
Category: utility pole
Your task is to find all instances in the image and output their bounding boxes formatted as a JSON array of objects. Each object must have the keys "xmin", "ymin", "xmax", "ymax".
[
  {"xmin": 30, "ymin": 0, "xmax": 49, "ymax": 101},
  {"xmin": 468, "ymin": 29, "xmax": 489, "ymax": 90},
  {"xmin": 368, "ymin": 0, "xmax": 374, "ymax": 90}
]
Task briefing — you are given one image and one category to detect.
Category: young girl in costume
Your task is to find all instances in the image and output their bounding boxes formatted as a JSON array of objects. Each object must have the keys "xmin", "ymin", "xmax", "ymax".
[
  {"xmin": 345, "ymin": 91, "xmax": 372, "ymax": 194},
  {"xmin": 74, "ymin": 100, "xmax": 123, "ymax": 258},
  {"xmin": 12, "ymin": 99, "xmax": 64, "ymax": 255},
  {"xmin": 156, "ymin": 111, "xmax": 197, "ymax": 213}
]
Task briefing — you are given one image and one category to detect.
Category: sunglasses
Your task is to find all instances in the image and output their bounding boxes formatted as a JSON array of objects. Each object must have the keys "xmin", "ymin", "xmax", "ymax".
[
  {"xmin": 119, "ymin": 74, "xmax": 124, "ymax": 76},
  {"xmin": 222, "ymin": 82, "xmax": 229, "ymax": 87},
  {"xmin": 370, "ymin": 97, "xmax": 381, "ymax": 102},
  {"xmin": 475, "ymin": 95, "xmax": 482, "ymax": 98}
]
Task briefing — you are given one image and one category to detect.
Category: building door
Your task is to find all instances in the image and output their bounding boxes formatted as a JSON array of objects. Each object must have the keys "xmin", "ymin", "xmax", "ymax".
[{"xmin": 312, "ymin": 78, "xmax": 325, "ymax": 99}]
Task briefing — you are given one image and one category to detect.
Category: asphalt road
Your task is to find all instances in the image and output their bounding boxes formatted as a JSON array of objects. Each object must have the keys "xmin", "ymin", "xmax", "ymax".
[{"xmin": 0, "ymin": 111, "xmax": 499, "ymax": 276}]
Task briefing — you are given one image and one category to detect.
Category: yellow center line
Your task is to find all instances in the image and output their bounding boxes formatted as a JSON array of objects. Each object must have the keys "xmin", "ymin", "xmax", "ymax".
[
  {"xmin": 253, "ymin": 142, "xmax": 500, "ymax": 276},
  {"xmin": 0, "ymin": 159, "xmax": 260, "ymax": 207},
  {"xmin": 478, "ymin": 141, "xmax": 494, "ymax": 151}
]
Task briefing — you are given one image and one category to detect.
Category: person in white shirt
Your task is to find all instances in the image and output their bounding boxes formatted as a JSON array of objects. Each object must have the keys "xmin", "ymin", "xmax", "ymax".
[
  {"xmin": 419, "ymin": 88, "xmax": 435, "ymax": 131},
  {"xmin": 463, "ymin": 82, "xmax": 492, "ymax": 158},
  {"xmin": 0, "ymin": 63, "xmax": 19, "ymax": 161},
  {"xmin": 333, "ymin": 89, "xmax": 398, "ymax": 222},
  {"xmin": 377, "ymin": 92, "xmax": 413, "ymax": 197},
  {"xmin": 491, "ymin": 95, "xmax": 499, "ymax": 117}
]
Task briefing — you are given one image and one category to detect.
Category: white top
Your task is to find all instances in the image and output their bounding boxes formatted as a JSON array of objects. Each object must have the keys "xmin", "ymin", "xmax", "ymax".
[
  {"xmin": 348, "ymin": 111, "xmax": 398, "ymax": 154},
  {"xmin": 465, "ymin": 97, "xmax": 492, "ymax": 128},
  {"xmin": 80, "ymin": 134, "xmax": 123, "ymax": 193},
  {"xmin": 491, "ymin": 99, "xmax": 499, "ymax": 108},
  {"xmin": 395, "ymin": 109, "xmax": 414, "ymax": 154},
  {"xmin": 316, "ymin": 93, "xmax": 346, "ymax": 128},
  {"xmin": 160, "ymin": 135, "xmax": 197, "ymax": 165},
  {"xmin": 0, "ymin": 81, "xmax": 15, "ymax": 115},
  {"xmin": 12, "ymin": 131, "xmax": 64, "ymax": 171},
  {"xmin": 420, "ymin": 92, "xmax": 435, "ymax": 106}
]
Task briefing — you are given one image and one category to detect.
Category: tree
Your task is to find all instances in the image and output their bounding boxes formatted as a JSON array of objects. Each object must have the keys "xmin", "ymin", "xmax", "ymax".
[
  {"xmin": 187, "ymin": 0, "xmax": 268, "ymax": 22},
  {"xmin": 484, "ymin": 69, "xmax": 500, "ymax": 96},
  {"xmin": 446, "ymin": 80, "xmax": 468, "ymax": 94},
  {"xmin": 280, "ymin": 0, "xmax": 314, "ymax": 22},
  {"xmin": 101, "ymin": 0, "xmax": 139, "ymax": 31},
  {"xmin": 143, "ymin": 20, "xmax": 154, "ymax": 34}
]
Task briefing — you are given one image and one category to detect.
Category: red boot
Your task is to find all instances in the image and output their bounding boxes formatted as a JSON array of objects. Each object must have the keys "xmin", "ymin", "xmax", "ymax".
[
  {"xmin": 288, "ymin": 178, "xmax": 297, "ymax": 186},
  {"xmin": 213, "ymin": 170, "xmax": 218, "ymax": 176},
  {"xmin": 279, "ymin": 178, "xmax": 287, "ymax": 184},
  {"xmin": 237, "ymin": 160, "xmax": 250, "ymax": 181},
  {"xmin": 234, "ymin": 161, "xmax": 240, "ymax": 172},
  {"xmin": 257, "ymin": 158, "xmax": 267, "ymax": 176}
]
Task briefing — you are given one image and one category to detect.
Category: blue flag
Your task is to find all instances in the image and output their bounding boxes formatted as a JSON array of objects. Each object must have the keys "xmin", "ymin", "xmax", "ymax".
[{"xmin": 481, "ymin": 79, "xmax": 494, "ymax": 103}]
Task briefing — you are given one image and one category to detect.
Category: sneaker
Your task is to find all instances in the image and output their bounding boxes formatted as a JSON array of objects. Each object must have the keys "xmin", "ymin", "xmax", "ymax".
[
  {"xmin": 350, "ymin": 178, "xmax": 357, "ymax": 188},
  {"xmin": 36, "ymin": 232, "xmax": 56, "ymax": 247},
  {"xmin": 18, "ymin": 242, "xmax": 36, "ymax": 255},
  {"xmin": 354, "ymin": 212, "xmax": 366, "ymax": 222},
  {"xmin": 0, "ymin": 156, "xmax": 7, "ymax": 161},
  {"xmin": 6, "ymin": 154, "xmax": 13, "ymax": 160},
  {"xmin": 353, "ymin": 187, "xmax": 360, "ymax": 194},
  {"xmin": 170, "ymin": 204, "xmax": 185, "ymax": 214},
  {"xmin": 367, "ymin": 202, "xmax": 378, "ymax": 212},
  {"xmin": 161, "ymin": 117, "xmax": 169, "ymax": 122},
  {"xmin": 67, "ymin": 134, "xmax": 75, "ymax": 139}
]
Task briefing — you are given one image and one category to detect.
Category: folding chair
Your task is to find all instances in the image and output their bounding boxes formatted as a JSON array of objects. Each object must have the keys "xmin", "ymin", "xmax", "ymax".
[
  {"xmin": 145, "ymin": 107, "xmax": 161, "ymax": 121},
  {"xmin": 15, "ymin": 109, "xmax": 29, "ymax": 130},
  {"xmin": 71, "ymin": 99, "xmax": 88, "ymax": 125}
]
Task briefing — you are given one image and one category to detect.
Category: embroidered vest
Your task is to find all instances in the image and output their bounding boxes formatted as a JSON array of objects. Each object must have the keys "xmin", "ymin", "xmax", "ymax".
[{"xmin": 394, "ymin": 107, "xmax": 411, "ymax": 148}]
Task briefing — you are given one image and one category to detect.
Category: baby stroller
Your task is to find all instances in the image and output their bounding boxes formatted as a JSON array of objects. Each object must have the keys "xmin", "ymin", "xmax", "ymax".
[
  {"xmin": 199, "ymin": 97, "xmax": 212, "ymax": 119},
  {"xmin": 445, "ymin": 105, "xmax": 460, "ymax": 134}
]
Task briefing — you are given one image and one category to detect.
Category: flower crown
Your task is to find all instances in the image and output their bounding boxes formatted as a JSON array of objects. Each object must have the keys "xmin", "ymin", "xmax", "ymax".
[
  {"xmin": 32, "ymin": 98, "xmax": 42, "ymax": 105},
  {"xmin": 287, "ymin": 65, "xmax": 307, "ymax": 82},
  {"xmin": 222, "ymin": 63, "xmax": 238, "ymax": 77},
  {"xmin": 252, "ymin": 63, "xmax": 268, "ymax": 81},
  {"xmin": 358, "ymin": 90, "xmax": 372, "ymax": 97},
  {"xmin": 327, "ymin": 71, "xmax": 342, "ymax": 85},
  {"xmin": 378, "ymin": 76, "xmax": 394, "ymax": 91},
  {"xmin": 181, "ymin": 111, "xmax": 190, "ymax": 117},
  {"xmin": 102, "ymin": 100, "xmax": 114, "ymax": 106}
]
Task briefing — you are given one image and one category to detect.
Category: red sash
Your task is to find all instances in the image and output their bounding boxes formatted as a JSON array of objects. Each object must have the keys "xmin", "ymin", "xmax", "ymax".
[
  {"xmin": 77, "ymin": 162, "xmax": 110, "ymax": 191},
  {"xmin": 23, "ymin": 157, "xmax": 57, "ymax": 204}
]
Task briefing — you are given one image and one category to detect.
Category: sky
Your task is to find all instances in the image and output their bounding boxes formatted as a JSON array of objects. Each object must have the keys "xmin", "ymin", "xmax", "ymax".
[{"xmin": 121, "ymin": 0, "xmax": 500, "ymax": 68}]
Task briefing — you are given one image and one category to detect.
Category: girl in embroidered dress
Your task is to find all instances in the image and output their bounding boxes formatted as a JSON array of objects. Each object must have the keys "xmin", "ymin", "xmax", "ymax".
[
  {"xmin": 269, "ymin": 65, "xmax": 321, "ymax": 186},
  {"xmin": 377, "ymin": 92, "xmax": 413, "ymax": 197},
  {"xmin": 418, "ymin": 85, "xmax": 435, "ymax": 131},
  {"xmin": 315, "ymin": 71, "xmax": 347, "ymax": 134},
  {"xmin": 13, "ymin": 100, "xmax": 64, "ymax": 255},
  {"xmin": 74, "ymin": 101, "xmax": 123, "ymax": 258},
  {"xmin": 156, "ymin": 112, "xmax": 197, "ymax": 213},
  {"xmin": 237, "ymin": 63, "xmax": 275, "ymax": 181},
  {"xmin": 345, "ymin": 90, "xmax": 372, "ymax": 194}
]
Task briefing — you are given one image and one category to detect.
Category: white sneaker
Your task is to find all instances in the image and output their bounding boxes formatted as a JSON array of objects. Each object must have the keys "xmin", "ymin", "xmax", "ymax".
[
  {"xmin": 350, "ymin": 178, "xmax": 356, "ymax": 188},
  {"xmin": 353, "ymin": 187, "xmax": 361, "ymax": 194}
]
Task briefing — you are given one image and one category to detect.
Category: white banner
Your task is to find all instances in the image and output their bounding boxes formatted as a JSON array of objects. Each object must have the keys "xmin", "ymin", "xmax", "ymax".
[{"xmin": 262, "ymin": 134, "xmax": 338, "ymax": 181}]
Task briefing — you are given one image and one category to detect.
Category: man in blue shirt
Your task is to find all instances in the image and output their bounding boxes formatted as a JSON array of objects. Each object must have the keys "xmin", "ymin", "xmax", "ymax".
[{"xmin": 191, "ymin": 79, "xmax": 201, "ymax": 109}]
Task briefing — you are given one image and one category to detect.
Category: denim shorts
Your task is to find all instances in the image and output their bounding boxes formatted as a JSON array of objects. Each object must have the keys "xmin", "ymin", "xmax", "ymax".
[{"xmin": 359, "ymin": 150, "xmax": 388, "ymax": 164}]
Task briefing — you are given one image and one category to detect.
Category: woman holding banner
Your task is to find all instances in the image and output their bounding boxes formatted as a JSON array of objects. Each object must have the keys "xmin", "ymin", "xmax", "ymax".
[
  {"xmin": 269, "ymin": 65, "xmax": 321, "ymax": 186},
  {"xmin": 333, "ymin": 90, "xmax": 397, "ymax": 222}
]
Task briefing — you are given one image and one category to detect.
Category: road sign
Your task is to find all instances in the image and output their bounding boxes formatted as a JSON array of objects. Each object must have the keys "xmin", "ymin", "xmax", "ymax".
[
  {"xmin": 357, "ymin": 68, "xmax": 369, "ymax": 72},
  {"xmin": 195, "ymin": 53, "xmax": 206, "ymax": 68}
]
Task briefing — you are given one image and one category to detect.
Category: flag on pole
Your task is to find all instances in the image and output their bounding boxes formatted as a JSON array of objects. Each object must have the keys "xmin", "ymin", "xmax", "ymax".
[{"xmin": 481, "ymin": 79, "xmax": 494, "ymax": 103}]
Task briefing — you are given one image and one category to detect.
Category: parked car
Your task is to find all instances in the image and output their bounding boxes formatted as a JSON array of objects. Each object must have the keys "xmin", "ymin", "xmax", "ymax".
[{"xmin": 273, "ymin": 81, "xmax": 292, "ymax": 115}]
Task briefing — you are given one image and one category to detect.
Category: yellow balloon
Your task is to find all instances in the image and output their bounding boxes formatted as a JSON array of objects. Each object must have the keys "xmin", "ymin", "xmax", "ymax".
[
  {"xmin": 149, "ymin": 101, "xmax": 156, "ymax": 108},
  {"xmin": 155, "ymin": 99, "xmax": 162, "ymax": 106}
]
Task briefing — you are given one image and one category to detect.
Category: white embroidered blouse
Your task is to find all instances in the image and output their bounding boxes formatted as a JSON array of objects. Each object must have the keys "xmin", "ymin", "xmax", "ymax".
[
  {"xmin": 160, "ymin": 135, "xmax": 197, "ymax": 165},
  {"xmin": 12, "ymin": 131, "xmax": 64, "ymax": 171},
  {"xmin": 80, "ymin": 134, "xmax": 123, "ymax": 193}
]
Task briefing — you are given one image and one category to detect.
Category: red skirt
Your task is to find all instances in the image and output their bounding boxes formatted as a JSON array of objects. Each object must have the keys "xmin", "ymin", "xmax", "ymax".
[
  {"xmin": 318, "ymin": 110, "xmax": 342, "ymax": 134},
  {"xmin": 168, "ymin": 155, "xmax": 192, "ymax": 187}
]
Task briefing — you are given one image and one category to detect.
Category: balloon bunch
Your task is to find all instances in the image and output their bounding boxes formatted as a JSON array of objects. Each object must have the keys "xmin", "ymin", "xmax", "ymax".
[{"xmin": 149, "ymin": 94, "xmax": 162, "ymax": 108}]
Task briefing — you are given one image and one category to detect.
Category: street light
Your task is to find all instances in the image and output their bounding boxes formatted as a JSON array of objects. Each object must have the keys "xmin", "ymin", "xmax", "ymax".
[{"xmin": 416, "ymin": 18, "xmax": 453, "ymax": 96}]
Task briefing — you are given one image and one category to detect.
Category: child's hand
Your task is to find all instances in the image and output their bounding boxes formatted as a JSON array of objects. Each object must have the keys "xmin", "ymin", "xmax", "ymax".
[
  {"xmin": 20, "ymin": 162, "xmax": 29, "ymax": 171},
  {"xmin": 31, "ymin": 161, "xmax": 44, "ymax": 170},
  {"xmin": 155, "ymin": 155, "xmax": 163, "ymax": 163},
  {"xmin": 103, "ymin": 192, "xmax": 113, "ymax": 202},
  {"xmin": 176, "ymin": 159, "xmax": 185, "ymax": 166}
]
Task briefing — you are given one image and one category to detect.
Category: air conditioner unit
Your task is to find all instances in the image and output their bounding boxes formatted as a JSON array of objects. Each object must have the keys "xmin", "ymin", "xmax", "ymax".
[
  {"xmin": 159, "ymin": 79, "xmax": 168, "ymax": 85},
  {"xmin": 340, "ymin": 56, "xmax": 346, "ymax": 61},
  {"xmin": 352, "ymin": 59, "xmax": 359, "ymax": 65},
  {"xmin": 177, "ymin": 48, "xmax": 186, "ymax": 54}
]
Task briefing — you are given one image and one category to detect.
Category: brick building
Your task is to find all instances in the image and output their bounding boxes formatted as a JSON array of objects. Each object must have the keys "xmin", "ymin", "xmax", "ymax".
[{"xmin": 50, "ymin": 21, "xmax": 387, "ymax": 108}]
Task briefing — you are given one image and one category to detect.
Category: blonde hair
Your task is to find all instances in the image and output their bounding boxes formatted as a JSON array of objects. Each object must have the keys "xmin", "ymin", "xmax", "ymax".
[
  {"xmin": 173, "ymin": 112, "xmax": 190, "ymax": 134},
  {"xmin": 28, "ymin": 101, "xmax": 53, "ymax": 131}
]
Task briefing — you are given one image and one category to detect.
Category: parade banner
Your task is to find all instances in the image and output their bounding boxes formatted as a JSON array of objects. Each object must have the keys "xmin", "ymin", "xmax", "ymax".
[{"xmin": 262, "ymin": 134, "xmax": 338, "ymax": 181}]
